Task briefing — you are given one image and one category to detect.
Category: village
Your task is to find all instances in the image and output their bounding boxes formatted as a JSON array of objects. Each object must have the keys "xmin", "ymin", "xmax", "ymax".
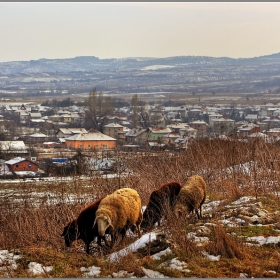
[{"xmin": 1, "ymin": 95, "xmax": 280, "ymax": 178}]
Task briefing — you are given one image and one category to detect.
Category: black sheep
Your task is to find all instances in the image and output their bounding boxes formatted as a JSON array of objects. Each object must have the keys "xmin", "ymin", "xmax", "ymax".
[
  {"xmin": 141, "ymin": 181, "xmax": 182, "ymax": 231},
  {"xmin": 61, "ymin": 196, "xmax": 109, "ymax": 254}
]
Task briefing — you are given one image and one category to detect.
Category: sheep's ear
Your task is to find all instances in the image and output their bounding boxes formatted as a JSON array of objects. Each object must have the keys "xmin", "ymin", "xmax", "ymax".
[
  {"xmin": 92, "ymin": 218, "xmax": 97, "ymax": 228},
  {"xmin": 108, "ymin": 217, "xmax": 114, "ymax": 229}
]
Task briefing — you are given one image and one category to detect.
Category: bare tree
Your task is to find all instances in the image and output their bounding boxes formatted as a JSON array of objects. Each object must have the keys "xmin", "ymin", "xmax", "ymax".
[{"xmin": 85, "ymin": 88, "xmax": 115, "ymax": 132}]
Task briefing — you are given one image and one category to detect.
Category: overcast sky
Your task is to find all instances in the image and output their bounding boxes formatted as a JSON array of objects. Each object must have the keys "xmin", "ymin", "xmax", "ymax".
[{"xmin": 1, "ymin": 2, "xmax": 280, "ymax": 62}]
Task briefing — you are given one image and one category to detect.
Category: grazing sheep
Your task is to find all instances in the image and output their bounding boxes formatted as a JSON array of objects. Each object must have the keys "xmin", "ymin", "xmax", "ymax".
[
  {"xmin": 93, "ymin": 187, "xmax": 142, "ymax": 248},
  {"xmin": 141, "ymin": 181, "xmax": 183, "ymax": 231},
  {"xmin": 61, "ymin": 196, "xmax": 110, "ymax": 254},
  {"xmin": 174, "ymin": 175, "xmax": 206, "ymax": 219}
]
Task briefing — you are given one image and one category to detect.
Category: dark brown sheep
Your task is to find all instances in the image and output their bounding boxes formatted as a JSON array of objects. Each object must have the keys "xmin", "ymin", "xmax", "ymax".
[
  {"xmin": 61, "ymin": 196, "xmax": 109, "ymax": 254},
  {"xmin": 141, "ymin": 181, "xmax": 182, "ymax": 231}
]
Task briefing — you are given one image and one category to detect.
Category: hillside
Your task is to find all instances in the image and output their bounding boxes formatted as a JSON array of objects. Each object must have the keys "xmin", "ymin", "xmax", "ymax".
[
  {"xmin": 1, "ymin": 138, "xmax": 280, "ymax": 277},
  {"xmin": 1, "ymin": 52, "xmax": 280, "ymax": 74}
]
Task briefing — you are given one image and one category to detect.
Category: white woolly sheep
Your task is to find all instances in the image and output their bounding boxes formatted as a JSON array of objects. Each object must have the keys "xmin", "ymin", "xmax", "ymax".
[
  {"xmin": 93, "ymin": 187, "xmax": 142, "ymax": 248},
  {"xmin": 174, "ymin": 175, "xmax": 206, "ymax": 219}
]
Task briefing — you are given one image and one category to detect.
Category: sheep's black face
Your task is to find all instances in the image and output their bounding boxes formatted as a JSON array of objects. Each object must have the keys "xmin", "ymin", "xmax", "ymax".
[{"xmin": 61, "ymin": 221, "xmax": 79, "ymax": 247}]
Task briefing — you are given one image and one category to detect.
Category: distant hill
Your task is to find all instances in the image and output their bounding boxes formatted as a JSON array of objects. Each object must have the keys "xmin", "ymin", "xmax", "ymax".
[{"xmin": 1, "ymin": 52, "xmax": 280, "ymax": 75}]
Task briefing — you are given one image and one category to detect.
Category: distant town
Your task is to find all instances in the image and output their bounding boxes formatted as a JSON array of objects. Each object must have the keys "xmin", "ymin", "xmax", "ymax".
[
  {"xmin": 1, "ymin": 92, "xmax": 280, "ymax": 178},
  {"xmin": 1, "ymin": 53, "xmax": 280, "ymax": 178}
]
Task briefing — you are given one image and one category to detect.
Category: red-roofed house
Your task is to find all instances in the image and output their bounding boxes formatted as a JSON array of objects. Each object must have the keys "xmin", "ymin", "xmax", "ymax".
[{"xmin": 5, "ymin": 157, "xmax": 39, "ymax": 172}]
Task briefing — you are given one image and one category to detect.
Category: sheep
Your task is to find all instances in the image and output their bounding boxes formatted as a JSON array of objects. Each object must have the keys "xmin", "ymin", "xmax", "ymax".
[
  {"xmin": 93, "ymin": 187, "xmax": 142, "ymax": 248},
  {"xmin": 141, "ymin": 181, "xmax": 183, "ymax": 231},
  {"xmin": 61, "ymin": 196, "xmax": 110, "ymax": 254},
  {"xmin": 174, "ymin": 175, "xmax": 206, "ymax": 219}
]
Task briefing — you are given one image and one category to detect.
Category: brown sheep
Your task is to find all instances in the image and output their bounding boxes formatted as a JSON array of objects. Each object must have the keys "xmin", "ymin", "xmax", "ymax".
[
  {"xmin": 61, "ymin": 196, "xmax": 110, "ymax": 254},
  {"xmin": 141, "ymin": 181, "xmax": 182, "ymax": 231},
  {"xmin": 174, "ymin": 175, "xmax": 206, "ymax": 219},
  {"xmin": 93, "ymin": 187, "xmax": 142, "ymax": 248}
]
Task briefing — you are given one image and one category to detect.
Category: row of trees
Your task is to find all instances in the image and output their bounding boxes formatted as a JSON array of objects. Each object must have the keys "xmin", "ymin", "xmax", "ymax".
[{"xmin": 85, "ymin": 88, "xmax": 163, "ymax": 132}]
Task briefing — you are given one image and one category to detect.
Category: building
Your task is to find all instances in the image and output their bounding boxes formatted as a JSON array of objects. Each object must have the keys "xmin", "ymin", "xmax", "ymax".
[
  {"xmin": 148, "ymin": 127, "xmax": 172, "ymax": 142},
  {"xmin": 65, "ymin": 130, "xmax": 116, "ymax": 150},
  {"xmin": 0, "ymin": 141, "xmax": 28, "ymax": 156},
  {"xmin": 125, "ymin": 128, "xmax": 149, "ymax": 145},
  {"xmin": 189, "ymin": 120, "xmax": 208, "ymax": 137},
  {"xmin": 56, "ymin": 128, "xmax": 88, "ymax": 139},
  {"xmin": 103, "ymin": 123, "xmax": 126, "ymax": 142},
  {"xmin": 209, "ymin": 117, "xmax": 235, "ymax": 135},
  {"xmin": 5, "ymin": 157, "xmax": 39, "ymax": 172},
  {"xmin": 237, "ymin": 123, "xmax": 261, "ymax": 139}
]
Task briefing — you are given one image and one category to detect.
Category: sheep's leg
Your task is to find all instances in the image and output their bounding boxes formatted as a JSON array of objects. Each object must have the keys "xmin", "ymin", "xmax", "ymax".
[
  {"xmin": 85, "ymin": 242, "xmax": 90, "ymax": 254},
  {"xmin": 136, "ymin": 212, "xmax": 143, "ymax": 238},
  {"xmin": 199, "ymin": 205, "xmax": 203, "ymax": 218},
  {"xmin": 195, "ymin": 209, "xmax": 200, "ymax": 219}
]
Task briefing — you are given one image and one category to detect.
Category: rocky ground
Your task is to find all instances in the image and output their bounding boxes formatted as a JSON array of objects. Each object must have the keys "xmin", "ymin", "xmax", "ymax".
[{"xmin": 1, "ymin": 195, "xmax": 280, "ymax": 278}]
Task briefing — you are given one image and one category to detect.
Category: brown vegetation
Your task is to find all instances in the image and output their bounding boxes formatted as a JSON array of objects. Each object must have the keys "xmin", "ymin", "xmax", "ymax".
[{"xmin": 1, "ymin": 137, "xmax": 280, "ymax": 277}]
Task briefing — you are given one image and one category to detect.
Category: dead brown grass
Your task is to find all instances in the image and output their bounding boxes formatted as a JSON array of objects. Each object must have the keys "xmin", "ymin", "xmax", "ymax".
[
  {"xmin": 205, "ymin": 224, "xmax": 245, "ymax": 259},
  {"xmin": 1, "ymin": 138, "xmax": 280, "ymax": 277}
]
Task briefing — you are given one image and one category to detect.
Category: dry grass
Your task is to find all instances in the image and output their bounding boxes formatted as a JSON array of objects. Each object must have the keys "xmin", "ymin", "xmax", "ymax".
[
  {"xmin": 1, "ymin": 137, "xmax": 280, "ymax": 277},
  {"xmin": 205, "ymin": 225, "xmax": 245, "ymax": 259}
]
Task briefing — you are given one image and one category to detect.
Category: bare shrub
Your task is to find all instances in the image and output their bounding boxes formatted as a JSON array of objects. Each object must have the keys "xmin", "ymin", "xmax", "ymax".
[{"xmin": 205, "ymin": 225, "xmax": 245, "ymax": 259}]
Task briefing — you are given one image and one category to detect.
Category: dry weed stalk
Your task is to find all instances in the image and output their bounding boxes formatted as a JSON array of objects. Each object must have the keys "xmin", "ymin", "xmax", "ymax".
[{"xmin": 205, "ymin": 225, "xmax": 245, "ymax": 259}]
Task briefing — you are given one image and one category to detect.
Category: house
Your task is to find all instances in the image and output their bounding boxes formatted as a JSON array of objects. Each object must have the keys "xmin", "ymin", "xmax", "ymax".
[
  {"xmin": 29, "ymin": 112, "xmax": 42, "ymax": 119},
  {"xmin": 125, "ymin": 128, "xmax": 149, "ymax": 145},
  {"xmin": 56, "ymin": 128, "xmax": 88, "ymax": 138},
  {"xmin": 189, "ymin": 120, "xmax": 208, "ymax": 138},
  {"xmin": 103, "ymin": 123, "xmax": 126, "ymax": 142},
  {"xmin": 266, "ymin": 128, "xmax": 280, "ymax": 137},
  {"xmin": 0, "ymin": 141, "xmax": 28, "ymax": 156},
  {"xmin": 209, "ymin": 117, "xmax": 235, "ymax": 135},
  {"xmin": 70, "ymin": 112, "xmax": 85, "ymax": 126},
  {"xmin": 19, "ymin": 111, "xmax": 30, "ymax": 124},
  {"xmin": 61, "ymin": 113, "xmax": 72, "ymax": 123},
  {"xmin": 65, "ymin": 130, "xmax": 116, "ymax": 150},
  {"xmin": 245, "ymin": 114, "xmax": 259, "ymax": 122},
  {"xmin": 174, "ymin": 136, "xmax": 195, "ymax": 149},
  {"xmin": 0, "ymin": 159, "xmax": 10, "ymax": 176},
  {"xmin": 162, "ymin": 132, "xmax": 181, "ymax": 146},
  {"xmin": 237, "ymin": 123, "xmax": 261, "ymax": 139},
  {"xmin": 28, "ymin": 132, "xmax": 49, "ymax": 145},
  {"xmin": 148, "ymin": 127, "xmax": 172, "ymax": 142},
  {"xmin": 5, "ymin": 157, "xmax": 39, "ymax": 172}
]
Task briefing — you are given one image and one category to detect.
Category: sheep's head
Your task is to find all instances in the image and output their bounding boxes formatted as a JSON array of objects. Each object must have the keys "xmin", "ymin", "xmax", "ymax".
[
  {"xmin": 93, "ymin": 214, "xmax": 113, "ymax": 236},
  {"xmin": 174, "ymin": 204, "xmax": 188, "ymax": 219},
  {"xmin": 61, "ymin": 220, "xmax": 79, "ymax": 247}
]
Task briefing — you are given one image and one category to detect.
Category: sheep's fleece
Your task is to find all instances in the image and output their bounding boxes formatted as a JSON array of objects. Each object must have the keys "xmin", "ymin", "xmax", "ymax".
[
  {"xmin": 174, "ymin": 175, "xmax": 206, "ymax": 219},
  {"xmin": 94, "ymin": 187, "xmax": 142, "ymax": 239}
]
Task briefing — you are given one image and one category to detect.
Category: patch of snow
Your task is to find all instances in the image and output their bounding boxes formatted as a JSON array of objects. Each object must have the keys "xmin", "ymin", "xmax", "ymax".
[
  {"xmin": 151, "ymin": 248, "xmax": 173, "ymax": 260},
  {"xmin": 141, "ymin": 267, "xmax": 169, "ymax": 278},
  {"xmin": 201, "ymin": 251, "xmax": 221, "ymax": 261},
  {"xmin": 232, "ymin": 196, "xmax": 255, "ymax": 205},
  {"xmin": 159, "ymin": 258, "xmax": 190, "ymax": 273},
  {"xmin": 186, "ymin": 232, "xmax": 209, "ymax": 244},
  {"xmin": 0, "ymin": 250, "xmax": 22, "ymax": 276},
  {"xmin": 80, "ymin": 265, "xmax": 101, "ymax": 277},
  {"xmin": 27, "ymin": 262, "xmax": 52, "ymax": 276},
  {"xmin": 203, "ymin": 200, "xmax": 224, "ymax": 213},
  {"xmin": 107, "ymin": 232, "xmax": 157, "ymax": 262},
  {"xmin": 219, "ymin": 219, "xmax": 239, "ymax": 227},
  {"xmin": 112, "ymin": 270, "xmax": 135, "ymax": 278},
  {"xmin": 247, "ymin": 235, "xmax": 280, "ymax": 245}
]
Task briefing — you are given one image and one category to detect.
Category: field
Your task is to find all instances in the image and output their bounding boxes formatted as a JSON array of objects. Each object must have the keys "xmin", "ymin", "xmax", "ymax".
[{"xmin": 1, "ymin": 137, "xmax": 280, "ymax": 278}]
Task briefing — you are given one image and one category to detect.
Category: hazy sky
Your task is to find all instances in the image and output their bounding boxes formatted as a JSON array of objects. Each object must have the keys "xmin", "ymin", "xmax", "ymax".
[{"xmin": 1, "ymin": 2, "xmax": 280, "ymax": 62}]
